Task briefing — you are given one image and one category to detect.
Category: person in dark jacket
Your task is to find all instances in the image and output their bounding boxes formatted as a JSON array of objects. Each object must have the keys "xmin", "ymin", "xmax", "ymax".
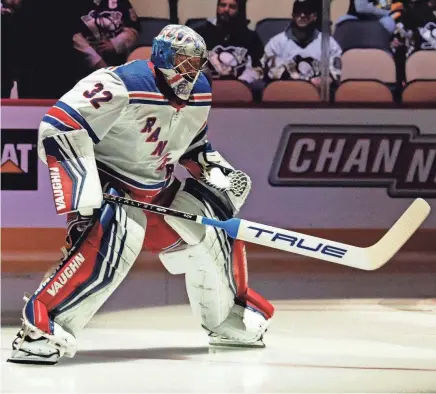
[
  {"xmin": 193, "ymin": 0, "xmax": 264, "ymax": 85},
  {"xmin": 3, "ymin": 0, "xmax": 84, "ymax": 98},
  {"xmin": 391, "ymin": 0, "xmax": 435, "ymax": 83},
  {"xmin": 73, "ymin": 0, "xmax": 140, "ymax": 75},
  {"xmin": 1, "ymin": 0, "xmax": 23, "ymax": 97},
  {"xmin": 394, "ymin": 0, "xmax": 436, "ymax": 52}
]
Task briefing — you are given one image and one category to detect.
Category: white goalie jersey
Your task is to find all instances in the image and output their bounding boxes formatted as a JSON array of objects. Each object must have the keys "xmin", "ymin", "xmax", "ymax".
[{"xmin": 39, "ymin": 60, "xmax": 212, "ymax": 200}]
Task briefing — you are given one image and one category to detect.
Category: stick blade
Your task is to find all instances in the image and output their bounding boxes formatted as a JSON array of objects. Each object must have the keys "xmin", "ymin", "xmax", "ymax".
[{"xmin": 366, "ymin": 198, "xmax": 431, "ymax": 270}]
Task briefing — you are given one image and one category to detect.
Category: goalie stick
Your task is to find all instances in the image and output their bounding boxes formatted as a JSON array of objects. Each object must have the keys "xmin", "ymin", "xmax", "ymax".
[{"xmin": 103, "ymin": 193, "xmax": 431, "ymax": 271}]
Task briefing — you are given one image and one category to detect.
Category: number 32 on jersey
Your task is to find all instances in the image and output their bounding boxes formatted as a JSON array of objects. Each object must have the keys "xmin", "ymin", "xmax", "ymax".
[{"xmin": 83, "ymin": 83, "xmax": 113, "ymax": 109}]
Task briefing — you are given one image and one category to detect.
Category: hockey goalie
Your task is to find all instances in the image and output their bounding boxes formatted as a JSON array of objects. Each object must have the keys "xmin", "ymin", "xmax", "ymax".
[{"xmin": 8, "ymin": 24, "xmax": 274, "ymax": 365}]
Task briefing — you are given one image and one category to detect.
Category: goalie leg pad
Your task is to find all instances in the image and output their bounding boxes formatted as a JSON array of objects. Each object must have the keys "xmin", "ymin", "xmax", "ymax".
[
  {"xmin": 159, "ymin": 178, "xmax": 234, "ymax": 274},
  {"xmin": 204, "ymin": 241, "xmax": 274, "ymax": 345},
  {"xmin": 14, "ymin": 187, "xmax": 146, "ymax": 361},
  {"xmin": 159, "ymin": 179, "xmax": 274, "ymax": 343},
  {"xmin": 164, "ymin": 178, "xmax": 234, "ymax": 245},
  {"xmin": 232, "ymin": 240, "xmax": 275, "ymax": 320}
]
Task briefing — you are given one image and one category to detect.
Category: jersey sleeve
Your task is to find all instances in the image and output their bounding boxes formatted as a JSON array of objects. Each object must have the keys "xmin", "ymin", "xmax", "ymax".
[
  {"xmin": 263, "ymin": 33, "xmax": 280, "ymax": 62},
  {"xmin": 39, "ymin": 68, "xmax": 129, "ymax": 147},
  {"xmin": 180, "ymin": 121, "xmax": 211, "ymax": 163},
  {"xmin": 262, "ymin": 33, "xmax": 287, "ymax": 80},
  {"xmin": 178, "ymin": 72, "xmax": 216, "ymax": 176},
  {"xmin": 329, "ymin": 37, "xmax": 343, "ymax": 81},
  {"xmin": 354, "ymin": 0, "xmax": 390, "ymax": 17},
  {"xmin": 179, "ymin": 72, "xmax": 212, "ymax": 159}
]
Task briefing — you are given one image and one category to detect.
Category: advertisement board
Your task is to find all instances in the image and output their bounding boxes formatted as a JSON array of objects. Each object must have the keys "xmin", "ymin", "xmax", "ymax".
[
  {"xmin": 1, "ymin": 129, "xmax": 38, "ymax": 191},
  {"xmin": 1, "ymin": 105, "xmax": 435, "ymax": 229},
  {"xmin": 269, "ymin": 124, "xmax": 436, "ymax": 198}
]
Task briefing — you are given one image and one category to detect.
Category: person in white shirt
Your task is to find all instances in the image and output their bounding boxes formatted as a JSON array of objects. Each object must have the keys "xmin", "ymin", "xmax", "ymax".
[{"xmin": 262, "ymin": 0, "xmax": 342, "ymax": 89}]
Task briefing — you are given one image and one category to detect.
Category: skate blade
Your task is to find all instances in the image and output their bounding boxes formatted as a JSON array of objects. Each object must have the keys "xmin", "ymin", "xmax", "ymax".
[
  {"xmin": 7, "ymin": 357, "xmax": 58, "ymax": 365},
  {"xmin": 209, "ymin": 339, "xmax": 265, "ymax": 349}
]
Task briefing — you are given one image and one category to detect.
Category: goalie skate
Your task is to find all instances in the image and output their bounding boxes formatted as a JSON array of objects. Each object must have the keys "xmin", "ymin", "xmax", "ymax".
[
  {"xmin": 207, "ymin": 331, "xmax": 266, "ymax": 348},
  {"xmin": 7, "ymin": 294, "xmax": 77, "ymax": 365},
  {"xmin": 8, "ymin": 326, "xmax": 61, "ymax": 365}
]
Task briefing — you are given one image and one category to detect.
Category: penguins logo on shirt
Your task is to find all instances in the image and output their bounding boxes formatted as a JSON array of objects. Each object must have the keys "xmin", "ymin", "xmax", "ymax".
[
  {"xmin": 81, "ymin": 10, "xmax": 123, "ymax": 40},
  {"xmin": 419, "ymin": 22, "xmax": 436, "ymax": 50},
  {"xmin": 208, "ymin": 45, "xmax": 250, "ymax": 78},
  {"xmin": 287, "ymin": 55, "xmax": 321, "ymax": 80}
]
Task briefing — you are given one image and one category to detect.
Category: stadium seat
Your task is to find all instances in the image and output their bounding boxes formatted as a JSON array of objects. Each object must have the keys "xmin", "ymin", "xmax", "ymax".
[
  {"xmin": 255, "ymin": 18, "xmax": 290, "ymax": 46},
  {"xmin": 406, "ymin": 51, "xmax": 436, "ymax": 82},
  {"xmin": 133, "ymin": 17, "xmax": 171, "ymax": 47},
  {"xmin": 185, "ymin": 18, "xmax": 208, "ymax": 30},
  {"xmin": 341, "ymin": 49, "xmax": 396, "ymax": 83},
  {"xmin": 335, "ymin": 80, "xmax": 393, "ymax": 102},
  {"xmin": 178, "ymin": 0, "xmax": 216, "ymax": 25},
  {"xmin": 262, "ymin": 81, "xmax": 321, "ymax": 102},
  {"xmin": 127, "ymin": 46, "xmax": 152, "ymax": 62},
  {"xmin": 402, "ymin": 81, "xmax": 436, "ymax": 103},
  {"xmin": 211, "ymin": 80, "xmax": 253, "ymax": 102},
  {"xmin": 331, "ymin": 0, "xmax": 349, "ymax": 26},
  {"xmin": 130, "ymin": 0, "xmax": 170, "ymax": 18},
  {"xmin": 246, "ymin": 0, "xmax": 293, "ymax": 29},
  {"xmin": 333, "ymin": 20, "xmax": 391, "ymax": 52}
]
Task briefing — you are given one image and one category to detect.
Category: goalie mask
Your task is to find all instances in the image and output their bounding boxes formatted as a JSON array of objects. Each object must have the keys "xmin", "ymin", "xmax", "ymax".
[{"xmin": 151, "ymin": 25, "xmax": 209, "ymax": 100}]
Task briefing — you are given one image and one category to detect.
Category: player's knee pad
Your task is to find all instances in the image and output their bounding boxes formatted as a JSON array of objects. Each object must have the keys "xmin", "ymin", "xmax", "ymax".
[
  {"xmin": 159, "ymin": 178, "xmax": 234, "ymax": 274},
  {"xmin": 159, "ymin": 179, "xmax": 236, "ymax": 327},
  {"xmin": 165, "ymin": 178, "xmax": 234, "ymax": 245},
  {"xmin": 159, "ymin": 179, "xmax": 274, "ymax": 338},
  {"xmin": 22, "ymin": 187, "xmax": 146, "ymax": 346}
]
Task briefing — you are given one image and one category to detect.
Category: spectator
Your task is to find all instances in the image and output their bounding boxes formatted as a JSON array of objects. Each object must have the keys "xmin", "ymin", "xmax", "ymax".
[
  {"xmin": 393, "ymin": 0, "xmax": 436, "ymax": 54},
  {"xmin": 413, "ymin": 0, "xmax": 436, "ymax": 50},
  {"xmin": 391, "ymin": 0, "xmax": 435, "ymax": 83},
  {"xmin": 3, "ymin": 0, "xmax": 82, "ymax": 98},
  {"xmin": 262, "ymin": 0, "xmax": 342, "ymax": 89},
  {"xmin": 336, "ymin": 0, "xmax": 397, "ymax": 34},
  {"xmin": 1, "ymin": 0, "xmax": 23, "ymax": 97},
  {"xmin": 192, "ymin": 0, "xmax": 264, "ymax": 87},
  {"xmin": 73, "ymin": 0, "xmax": 140, "ymax": 74}
]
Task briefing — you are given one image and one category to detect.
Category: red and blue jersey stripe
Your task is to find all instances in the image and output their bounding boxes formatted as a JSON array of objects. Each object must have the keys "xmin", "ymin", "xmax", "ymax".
[
  {"xmin": 188, "ymin": 73, "xmax": 212, "ymax": 106},
  {"xmin": 188, "ymin": 93, "xmax": 212, "ymax": 107},
  {"xmin": 128, "ymin": 91, "xmax": 169, "ymax": 106},
  {"xmin": 42, "ymin": 101, "xmax": 100, "ymax": 144},
  {"xmin": 112, "ymin": 59, "xmax": 212, "ymax": 107}
]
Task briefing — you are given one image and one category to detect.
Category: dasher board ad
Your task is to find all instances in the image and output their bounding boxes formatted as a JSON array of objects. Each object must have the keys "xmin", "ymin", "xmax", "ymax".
[
  {"xmin": 1, "ymin": 105, "xmax": 435, "ymax": 228},
  {"xmin": 269, "ymin": 124, "xmax": 435, "ymax": 198},
  {"xmin": 1, "ymin": 129, "xmax": 38, "ymax": 190}
]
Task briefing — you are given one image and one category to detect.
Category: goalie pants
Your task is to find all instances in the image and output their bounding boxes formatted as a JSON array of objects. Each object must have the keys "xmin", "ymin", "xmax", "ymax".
[{"xmin": 27, "ymin": 175, "xmax": 273, "ymax": 340}]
